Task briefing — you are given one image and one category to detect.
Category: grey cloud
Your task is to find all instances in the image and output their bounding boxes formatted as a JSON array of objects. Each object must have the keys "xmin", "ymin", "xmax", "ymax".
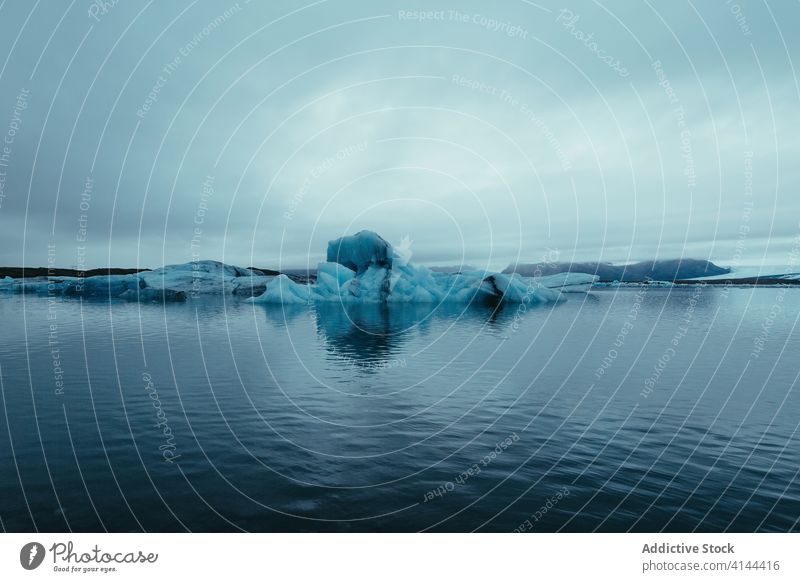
[{"xmin": 0, "ymin": 0, "xmax": 797, "ymax": 270}]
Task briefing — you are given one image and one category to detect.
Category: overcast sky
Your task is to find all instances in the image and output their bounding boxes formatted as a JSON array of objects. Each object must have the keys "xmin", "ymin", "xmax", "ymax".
[{"xmin": 0, "ymin": 0, "xmax": 797, "ymax": 271}]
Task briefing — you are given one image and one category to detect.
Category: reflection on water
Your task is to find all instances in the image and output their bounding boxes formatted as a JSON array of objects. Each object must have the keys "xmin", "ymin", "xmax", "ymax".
[
  {"xmin": 0, "ymin": 287, "xmax": 799, "ymax": 532},
  {"xmin": 311, "ymin": 301, "xmax": 516, "ymax": 366}
]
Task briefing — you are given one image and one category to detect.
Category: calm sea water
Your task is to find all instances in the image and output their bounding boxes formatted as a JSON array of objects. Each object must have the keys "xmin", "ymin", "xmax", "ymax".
[{"xmin": 0, "ymin": 286, "xmax": 798, "ymax": 532}]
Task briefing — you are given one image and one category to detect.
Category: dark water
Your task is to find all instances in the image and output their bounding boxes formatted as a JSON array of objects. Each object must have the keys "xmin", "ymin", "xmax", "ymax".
[{"xmin": 1, "ymin": 286, "xmax": 799, "ymax": 532}]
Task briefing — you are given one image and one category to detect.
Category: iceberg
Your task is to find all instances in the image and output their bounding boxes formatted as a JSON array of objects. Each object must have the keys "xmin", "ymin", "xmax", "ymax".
[
  {"xmin": 0, "ymin": 260, "xmax": 276, "ymax": 301},
  {"xmin": 0, "ymin": 232, "xmax": 596, "ymax": 304},
  {"xmin": 255, "ymin": 274, "xmax": 313, "ymax": 304},
  {"xmin": 326, "ymin": 231, "xmax": 392, "ymax": 274},
  {"xmin": 140, "ymin": 260, "xmax": 274, "ymax": 297},
  {"xmin": 251, "ymin": 230, "xmax": 596, "ymax": 305}
]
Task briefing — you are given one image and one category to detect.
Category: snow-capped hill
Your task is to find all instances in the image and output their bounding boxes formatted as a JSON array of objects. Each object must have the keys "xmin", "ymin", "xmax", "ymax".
[{"xmin": 505, "ymin": 258, "xmax": 730, "ymax": 282}]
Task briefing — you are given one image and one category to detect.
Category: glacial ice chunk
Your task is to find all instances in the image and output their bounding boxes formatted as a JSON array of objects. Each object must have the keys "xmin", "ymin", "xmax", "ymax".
[
  {"xmin": 327, "ymin": 231, "xmax": 392, "ymax": 273},
  {"xmin": 141, "ymin": 260, "xmax": 256, "ymax": 295},
  {"xmin": 316, "ymin": 262, "xmax": 356, "ymax": 295},
  {"xmin": 0, "ymin": 231, "xmax": 597, "ymax": 305},
  {"xmin": 535, "ymin": 272, "xmax": 599, "ymax": 292},
  {"xmin": 250, "ymin": 231, "xmax": 596, "ymax": 305},
  {"xmin": 0, "ymin": 260, "xmax": 269, "ymax": 301},
  {"xmin": 252, "ymin": 274, "xmax": 313, "ymax": 304}
]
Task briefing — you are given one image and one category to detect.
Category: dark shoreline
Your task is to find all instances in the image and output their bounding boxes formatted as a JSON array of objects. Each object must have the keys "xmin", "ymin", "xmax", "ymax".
[
  {"xmin": 0, "ymin": 267, "xmax": 148, "ymax": 278},
  {"xmin": 0, "ymin": 266, "xmax": 281, "ymax": 279}
]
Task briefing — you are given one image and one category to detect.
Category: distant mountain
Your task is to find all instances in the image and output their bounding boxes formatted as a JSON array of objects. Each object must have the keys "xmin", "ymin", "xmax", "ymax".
[
  {"xmin": 429, "ymin": 265, "xmax": 479, "ymax": 273},
  {"xmin": 504, "ymin": 258, "xmax": 730, "ymax": 282}
]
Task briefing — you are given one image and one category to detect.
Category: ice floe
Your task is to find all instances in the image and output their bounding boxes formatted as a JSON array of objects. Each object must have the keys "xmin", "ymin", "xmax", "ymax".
[
  {"xmin": 0, "ymin": 232, "xmax": 596, "ymax": 304},
  {"xmin": 251, "ymin": 231, "xmax": 596, "ymax": 305}
]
